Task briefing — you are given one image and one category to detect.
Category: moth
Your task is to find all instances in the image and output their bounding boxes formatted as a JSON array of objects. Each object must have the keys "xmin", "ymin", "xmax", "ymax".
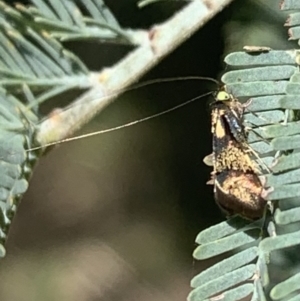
[{"xmin": 205, "ymin": 88, "xmax": 267, "ymax": 220}]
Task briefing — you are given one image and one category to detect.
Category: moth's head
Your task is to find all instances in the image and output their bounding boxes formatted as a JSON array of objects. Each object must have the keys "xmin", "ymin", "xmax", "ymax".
[
  {"xmin": 211, "ymin": 86, "xmax": 234, "ymax": 107},
  {"xmin": 216, "ymin": 90, "xmax": 231, "ymax": 101}
]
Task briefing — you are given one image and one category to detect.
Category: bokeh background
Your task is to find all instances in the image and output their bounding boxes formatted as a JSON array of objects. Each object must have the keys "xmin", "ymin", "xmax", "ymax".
[{"xmin": 0, "ymin": 1, "xmax": 294, "ymax": 300}]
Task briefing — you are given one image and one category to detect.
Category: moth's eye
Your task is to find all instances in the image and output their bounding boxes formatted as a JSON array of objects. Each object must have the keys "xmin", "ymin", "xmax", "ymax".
[{"xmin": 216, "ymin": 91, "xmax": 231, "ymax": 102}]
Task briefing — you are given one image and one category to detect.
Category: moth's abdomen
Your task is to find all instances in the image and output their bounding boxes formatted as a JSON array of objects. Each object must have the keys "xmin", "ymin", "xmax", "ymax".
[{"xmin": 214, "ymin": 170, "xmax": 265, "ymax": 220}]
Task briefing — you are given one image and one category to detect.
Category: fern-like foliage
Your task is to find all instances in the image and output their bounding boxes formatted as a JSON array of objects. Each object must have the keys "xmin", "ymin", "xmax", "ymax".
[
  {"xmin": 0, "ymin": 1, "xmax": 94, "ymax": 108},
  {"xmin": 4, "ymin": 0, "xmax": 130, "ymax": 43},
  {"xmin": 0, "ymin": 89, "xmax": 38, "ymax": 256},
  {"xmin": 189, "ymin": 2, "xmax": 300, "ymax": 300},
  {"xmin": 0, "ymin": 0, "xmax": 132, "ymax": 256}
]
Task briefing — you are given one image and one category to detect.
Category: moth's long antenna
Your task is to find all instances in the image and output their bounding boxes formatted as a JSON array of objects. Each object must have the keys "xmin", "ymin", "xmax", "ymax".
[
  {"xmin": 124, "ymin": 76, "xmax": 220, "ymax": 89},
  {"xmin": 27, "ymin": 90, "xmax": 214, "ymax": 152},
  {"xmin": 35, "ymin": 76, "xmax": 220, "ymax": 124}
]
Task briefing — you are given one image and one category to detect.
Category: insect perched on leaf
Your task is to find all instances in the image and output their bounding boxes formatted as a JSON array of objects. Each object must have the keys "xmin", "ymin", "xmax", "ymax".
[{"xmin": 204, "ymin": 87, "xmax": 267, "ymax": 220}]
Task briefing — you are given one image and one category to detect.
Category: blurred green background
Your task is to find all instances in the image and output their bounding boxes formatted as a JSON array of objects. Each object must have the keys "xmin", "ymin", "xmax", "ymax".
[{"xmin": 0, "ymin": 1, "xmax": 294, "ymax": 300}]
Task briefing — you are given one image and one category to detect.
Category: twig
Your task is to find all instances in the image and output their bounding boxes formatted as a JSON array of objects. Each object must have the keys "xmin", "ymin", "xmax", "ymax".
[{"xmin": 36, "ymin": 0, "xmax": 235, "ymax": 146}]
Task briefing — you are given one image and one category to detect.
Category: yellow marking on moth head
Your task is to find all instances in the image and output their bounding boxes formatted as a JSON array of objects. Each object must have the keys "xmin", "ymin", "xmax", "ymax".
[{"xmin": 216, "ymin": 91, "xmax": 231, "ymax": 102}]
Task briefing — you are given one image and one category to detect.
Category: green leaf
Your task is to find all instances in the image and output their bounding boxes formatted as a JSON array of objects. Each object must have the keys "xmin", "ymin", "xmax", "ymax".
[
  {"xmin": 250, "ymin": 141, "xmax": 273, "ymax": 154},
  {"xmin": 203, "ymin": 284, "xmax": 254, "ymax": 301},
  {"xmin": 195, "ymin": 216, "xmax": 254, "ymax": 244},
  {"xmin": 222, "ymin": 66, "xmax": 296, "ymax": 82},
  {"xmin": 281, "ymin": 0, "xmax": 300, "ymax": 11},
  {"xmin": 274, "ymin": 207, "xmax": 300, "ymax": 225},
  {"xmin": 191, "ymin": 247, "xmax": 258, "ymax": 288},
  {"xmin": 188, "ymin": 265, "xmax": 256, "ymax": 301},
  {"xmin": 0, "ymin": 89, "xmax": 39, "ymax": 257},
  {"xmin": 272, "ymin": 153, "xmax": 300, "ymax": 173},
  {"xmin": 267, "ymin": 183, "xmax": 300, "ymax": 200},
  {"xmin": 244, "ymin": 110, "xmax": 285, "ymax": 126},
  {"xmin": 270, "ymin": 273, "xmax": 300, "ymax": 300},
  {"xmin": 271, "ymin": 135, "xmax": 300, "ymax": 150},
  {"xmin": 0, "ymin": 1, "xmax": 91, "ymax": 104},
  {"xmin": 260, "ymin": 231, "xmax": 300, "ymax": 252},
  {"xmin": 193, "ymin": 230, "xmax": 260, "ymax": 260},
  {"xmin": 225, "ymin": 81, "xmax": 288, "ymax": 97},
  {"xmin": 261, "ymin": 121, "xmax": 300, "ymax": 138},
  {"xmin": 286, "ymin": 82, "xmax": 300, "ymax": 94},
  {"xmin": 247, "ymin": 95, "xmax": 283, "ymax": 111},
  {"xmin": 286, "ymin": 13, "xmax": 300, "ymax": 26},
  {"xmin": 280, "ymin": 95, "xmax": 300, "ymax": 109},
  {"xmin": 224, "ymin": 50, "xmax": 298, "ymax": 66},
  {"xmin": 266, "ymin": 169, "xmax": 300, "ymax": 187},
  {"xmin": 15, "ymin": 0, "xmax": 131, "ymax": 43},
  {"xmin": 138, "ymin": 0, "xmax": 160, "ymax": 8}
]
